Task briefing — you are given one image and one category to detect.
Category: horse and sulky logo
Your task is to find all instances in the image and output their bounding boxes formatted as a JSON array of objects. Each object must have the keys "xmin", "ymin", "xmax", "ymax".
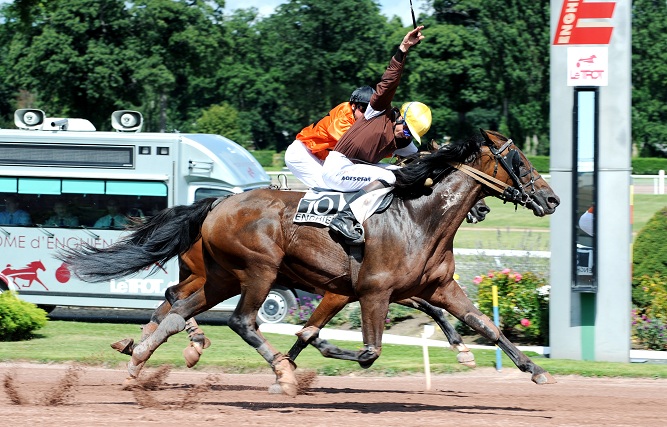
[{"xmin": 0, "ymin": 261, "xmax": 72, "ymax": 291}]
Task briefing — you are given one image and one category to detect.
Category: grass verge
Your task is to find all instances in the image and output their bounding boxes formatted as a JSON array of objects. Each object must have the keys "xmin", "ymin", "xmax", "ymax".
[{"xmin": 1, "ymin": 321, "xmax": 666, "ymax": 379}]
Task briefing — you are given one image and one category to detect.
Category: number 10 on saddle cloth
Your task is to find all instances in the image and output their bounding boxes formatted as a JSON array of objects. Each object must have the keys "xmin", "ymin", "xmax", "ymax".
[{"xmin": 293, "ymin": 188, "xmax": 393, "ymax": 226}]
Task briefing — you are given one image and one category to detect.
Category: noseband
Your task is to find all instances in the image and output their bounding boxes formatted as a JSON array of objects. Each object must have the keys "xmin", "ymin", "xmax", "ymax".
[{"xmin": 487, "ymin": 139, "xmax": 541, "ymax": 207}]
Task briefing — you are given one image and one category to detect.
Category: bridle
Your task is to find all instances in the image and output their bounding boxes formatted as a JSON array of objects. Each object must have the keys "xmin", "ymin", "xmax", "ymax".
[{"xmin": 448, "ymin": 139, "xmax": 542, "ymax": 208}]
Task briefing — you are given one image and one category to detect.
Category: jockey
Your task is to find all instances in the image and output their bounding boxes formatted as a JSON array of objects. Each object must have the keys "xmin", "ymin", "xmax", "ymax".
[
  {"xmin": 322, "ymin": 26, "xmax": 432, "ymax": 245},
  {"xmin": 284, "ymin": 86, "xmax": 375, "ymax": 188}
]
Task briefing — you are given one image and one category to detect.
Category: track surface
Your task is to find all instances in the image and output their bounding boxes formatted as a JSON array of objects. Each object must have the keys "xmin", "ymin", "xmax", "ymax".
[{"xmin": 1, "ymin": 362, "xmax": 665, "ymax": 426}]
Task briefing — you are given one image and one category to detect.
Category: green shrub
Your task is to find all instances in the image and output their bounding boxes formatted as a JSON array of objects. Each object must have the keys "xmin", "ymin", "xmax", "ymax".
[
  {"xmin": 474, "ymin": 269, "xmax": 550, "ymax": 345},
  {"xmin": 525, "ymin": 155, "xmax": 550, "ymax": 175},
  {"xmin": 631, "ymin": 157, "xmax": 667, "ymax": 175},
  {"xmin": 632, "ymin": 274, "xmax": 667, "ymax": 315},
  {"xmin": 0, "ymin": 291, "xmax": 48, "ymax": 341},
  {"xmin": 633, "ymin": 207, "xmax": 667, "ymax": 284}
]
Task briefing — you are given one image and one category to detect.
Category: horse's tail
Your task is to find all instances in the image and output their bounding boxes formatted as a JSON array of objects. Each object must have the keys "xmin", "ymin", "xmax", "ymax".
[{"xmin": 57, "ymin": 197, "xmax": 219, "ymax": 282}]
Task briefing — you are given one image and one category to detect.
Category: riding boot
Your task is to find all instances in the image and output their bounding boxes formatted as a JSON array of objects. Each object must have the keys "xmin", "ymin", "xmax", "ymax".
[{"xmin": 329, "ymin": 180, "xmax": 391, "ymax": 245}]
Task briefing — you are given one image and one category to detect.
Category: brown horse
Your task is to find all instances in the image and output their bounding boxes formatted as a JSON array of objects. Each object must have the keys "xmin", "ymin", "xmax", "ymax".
[
  {"xmin": 61, "ymin": 129, "xmax": 559, "ymax": 396},
  {"xmin": 110, "ymin": 222, "xmax": 489, "ymax": 372},
  {"xmin": 111, "ymin": 163, "xmax": 490, "ymax": 372}
]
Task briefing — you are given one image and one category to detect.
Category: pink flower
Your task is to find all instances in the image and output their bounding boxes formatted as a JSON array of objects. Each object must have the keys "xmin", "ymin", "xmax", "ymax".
[
  {"xmin": 488, "ymin": 273, "xmax": 494, "ymax": 278},
  {"xmin": 501, "ymin": 268, "xmax": 511, "ymax": 274},
  {"xmin": 514, "ymin": 273, "xmax": 522, "ymax": 282},
  {"xmin": 520, "ymin": 318, "xmax": 531, "ymax": 327},
  {"xmin": 473, "ymin": 276, "xmax": 483, "ymax": 285}
]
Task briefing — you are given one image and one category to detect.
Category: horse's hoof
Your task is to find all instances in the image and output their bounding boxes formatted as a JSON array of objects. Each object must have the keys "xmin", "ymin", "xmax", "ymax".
[
  {"xmin": 127, "ymin": 360, "xmax": 145, "ymax": 379},
  {"xmin": 203, "ymin": 337, "xmax": 211, "ymax": 349},
  {"xmin": 456, "ymin": 351, "xmax": 476, "ymax": 368},
  {"xmin": 268, "ymin": 382, "xmax": 283, "ymax": 394},
  {"xmin": 279, "ymin": 381, "xmax": 298, "ymax": 398},
  {"xmin": 121, "ymin": 377, "xmax": 138, "ymax": 390},
  {"xmin": 183, "ymin": 344, "xmax": 202, "ymax": 368},
  {"xmin": 532, "ymin": 371, "xmax": 557, "ymax": 385},
  {"xmin": 111, "ymin": 338, "xmax": 135, "ymax": 355}
]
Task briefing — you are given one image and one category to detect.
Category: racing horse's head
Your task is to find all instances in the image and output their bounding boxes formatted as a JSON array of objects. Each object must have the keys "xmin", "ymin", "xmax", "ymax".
[{"xmin": 477, "ymin": 129, "xmax": 560, "ymax": 217}]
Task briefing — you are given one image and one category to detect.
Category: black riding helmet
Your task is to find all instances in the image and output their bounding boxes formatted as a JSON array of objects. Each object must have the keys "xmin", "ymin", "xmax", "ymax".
[{"xmin": 349, "ymin": 85, "xmax": 375, "ymax": 104}]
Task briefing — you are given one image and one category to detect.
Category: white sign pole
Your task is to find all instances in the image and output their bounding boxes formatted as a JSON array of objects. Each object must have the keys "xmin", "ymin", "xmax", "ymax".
[{"xmin": 422, "ymin": 324, "xmax": 435, "ymax": 390}]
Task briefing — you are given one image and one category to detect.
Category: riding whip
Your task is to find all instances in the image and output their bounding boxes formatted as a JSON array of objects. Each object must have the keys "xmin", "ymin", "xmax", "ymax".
[{"xmin": 410, "ymin": 0, "xmax": 417, "ymax": 29}]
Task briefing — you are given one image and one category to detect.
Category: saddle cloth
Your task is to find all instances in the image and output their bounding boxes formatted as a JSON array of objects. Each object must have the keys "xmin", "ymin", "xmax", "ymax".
[{"xmin": 293, "ymin": 187, "xmax": 393, "ymax": 226}]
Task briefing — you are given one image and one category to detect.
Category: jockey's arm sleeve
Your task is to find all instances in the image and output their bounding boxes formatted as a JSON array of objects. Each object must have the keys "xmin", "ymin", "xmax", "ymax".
[{"xmin": 393, "ymin": 143, "xmax": 418, "ymax": 157}]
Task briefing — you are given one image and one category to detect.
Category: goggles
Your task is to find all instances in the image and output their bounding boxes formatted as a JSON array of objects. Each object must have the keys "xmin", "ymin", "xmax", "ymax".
[{"xmin": 395, "ymin": 118, "xmax": 412, "ymax": 138}]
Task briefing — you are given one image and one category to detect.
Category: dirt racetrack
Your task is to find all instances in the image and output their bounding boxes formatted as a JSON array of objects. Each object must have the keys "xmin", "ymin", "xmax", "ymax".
[{"xmin": 1, "ymin": 362, "xmax": 665, "ymax": 427}]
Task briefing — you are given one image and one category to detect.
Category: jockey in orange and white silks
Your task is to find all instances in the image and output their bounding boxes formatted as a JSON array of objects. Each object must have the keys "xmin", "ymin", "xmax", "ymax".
[{"xmin": 284, "ymin": 86, "xmax": 374, "ymax": 189}]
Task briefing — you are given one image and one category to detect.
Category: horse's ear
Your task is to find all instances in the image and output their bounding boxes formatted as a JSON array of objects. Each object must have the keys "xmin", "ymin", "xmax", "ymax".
[{"xmin": 479, "ymin": 128, "xmax": 492, "ymax": 146}]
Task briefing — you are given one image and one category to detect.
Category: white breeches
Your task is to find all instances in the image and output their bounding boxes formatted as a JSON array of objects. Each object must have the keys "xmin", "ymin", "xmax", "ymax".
[
  {"xmin": 284, "ymin": 140, "xmax": 326, "ymax": 188},
  {"xmin": 321, "ymin": 151, "xmax": 397, "ymax": 192}
]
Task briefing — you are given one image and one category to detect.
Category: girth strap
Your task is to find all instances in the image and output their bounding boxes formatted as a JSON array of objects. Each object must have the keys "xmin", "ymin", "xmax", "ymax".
[{"xmin": 348, "ymin": 245, "xmax": 363, "ymax": 292}]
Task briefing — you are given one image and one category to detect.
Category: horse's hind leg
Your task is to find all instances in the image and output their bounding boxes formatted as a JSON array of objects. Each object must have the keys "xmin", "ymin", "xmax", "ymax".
[
  {"xmin": 111, "ymin": 273, "xmax": 210, "ymax": 367},
  {"xmin": 126, "ymin": 283, "xmax": 224, "ymax": 382},
  {"xmin": 422, "ymin": 281, "xmax": 555, "ymax": 384},
  {"xmin": 183, "ymin": 317, "xmax": 211, "ymax": 368},
  {"xmin": 397, "ymin": 297, "xmax": 475, "ymax": 367}
]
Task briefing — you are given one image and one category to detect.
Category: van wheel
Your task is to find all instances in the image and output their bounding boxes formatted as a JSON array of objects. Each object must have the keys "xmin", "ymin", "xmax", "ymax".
[
  {"xmin": 257, "ymin": 287, "xmax": 297, "ymax": 324},
  {"xmin": 37, "ymin": 305, "xmax": 56, "ymax": 314}
]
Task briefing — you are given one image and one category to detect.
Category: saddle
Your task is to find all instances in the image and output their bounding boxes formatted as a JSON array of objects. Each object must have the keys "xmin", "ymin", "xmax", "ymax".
[{"xmin": 293, "ymin": 188, "xmax": 393, "ymax": 226}]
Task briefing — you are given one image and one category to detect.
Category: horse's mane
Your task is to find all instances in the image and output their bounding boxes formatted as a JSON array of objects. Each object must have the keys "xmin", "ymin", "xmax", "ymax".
[{"xmin": 392, "ymin": 134, "xmax": 483, "ymax": 199}]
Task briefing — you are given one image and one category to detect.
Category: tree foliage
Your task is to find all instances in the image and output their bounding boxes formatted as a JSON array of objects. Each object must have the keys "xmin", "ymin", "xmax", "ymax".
[
  {"xmin": 0, "ymin": 0, "xmax": 664, "ymax": 154},
  {"xmin": 632, "ymin": 0, "xmax": 667, "ymax": 157}
]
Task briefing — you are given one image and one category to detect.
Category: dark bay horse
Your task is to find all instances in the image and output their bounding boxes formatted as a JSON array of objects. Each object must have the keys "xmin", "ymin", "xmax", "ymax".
[
  {"xmin": 112, "ymin": 165, "xmax": 490, "ymax": 373},
  {"xmin": 110, "ymin": 223, "xmax": 489, "ymax": 373},
  {"xmin": 61, "ymin": 129, "xmax": 559, "ymax": 396}
]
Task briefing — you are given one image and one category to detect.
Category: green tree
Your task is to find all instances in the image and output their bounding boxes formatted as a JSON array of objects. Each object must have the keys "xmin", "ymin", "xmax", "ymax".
[
  {"xmin": 405, "ymin": 19, "xmax": 492, "ymax": 142},
  {"xmin": 126, "ymin": 0, "xmax": 227, "ymax": 132},
  {"xmin": 475, "ymin": 0, "xmax": 550, "ymax": 153},
  {"xmin": 632, "ymin": 0, "xmax": 667, "ymax": 157},
  {"xmin": 194, "ymin": 103, "xmax": 251, "ymax": 148},
  {"xmin": 0, "ymin": 2, "xmax": 14, "ymax": 127},
  {"xmin": 426, "ymin": 0, "xmax": 550, "ymax": 151},
  {"xmin": 3, "ymin": 0, "xmax": 139, "ymax": 129},
  {"xmin": 232, "ymin": 0, "xmax": 390, "ymax": 150}
]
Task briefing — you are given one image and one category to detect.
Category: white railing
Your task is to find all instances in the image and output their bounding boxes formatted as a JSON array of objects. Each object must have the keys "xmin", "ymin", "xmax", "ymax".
[{"xmin": 632, "ymin": 170, "xmax": 665, "ymax": 194}]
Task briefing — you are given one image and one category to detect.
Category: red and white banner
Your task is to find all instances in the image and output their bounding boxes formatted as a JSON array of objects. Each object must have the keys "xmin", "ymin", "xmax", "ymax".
[{"xmin": 553, "ymin": 0, "xmax": 616, "ymax": 45}]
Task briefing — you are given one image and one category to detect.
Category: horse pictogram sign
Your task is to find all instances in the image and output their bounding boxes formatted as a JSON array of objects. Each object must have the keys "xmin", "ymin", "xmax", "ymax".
[{"xmin": 1, "ymin": 261, "xmax": 49, "ymax": 290}]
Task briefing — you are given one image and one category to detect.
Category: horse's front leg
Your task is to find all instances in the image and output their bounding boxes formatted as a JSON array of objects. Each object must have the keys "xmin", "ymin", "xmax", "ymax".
[
  {"xmin": 396, "ymin": 297, "xmax": 475, "ymax": 367},
  {"xmin": 227, "ymin": 284, "xmax": 298, "ymax": 397},
  {"xmin": 422, "ymin": 281, "xmax": 556, "ymax": 385},
  {"xmin": 289, "ymin": 292, "xmax": 388, "ymax": 365},
  {"xmin": 355, "ymin": 293, "xmax": 390, "ymax": 368},
  {"xmin": 286, "ymin": 292, "xmax": 354, "ymax": 361}
]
